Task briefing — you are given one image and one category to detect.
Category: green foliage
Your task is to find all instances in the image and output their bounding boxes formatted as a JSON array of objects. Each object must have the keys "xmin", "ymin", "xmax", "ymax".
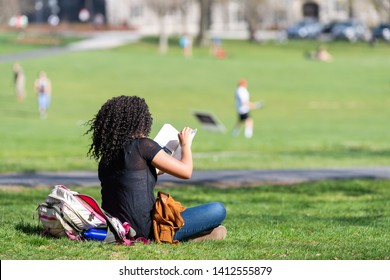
[{"xmin": 0, "ymin": 179, "xmax": 389, "ymax": 260}]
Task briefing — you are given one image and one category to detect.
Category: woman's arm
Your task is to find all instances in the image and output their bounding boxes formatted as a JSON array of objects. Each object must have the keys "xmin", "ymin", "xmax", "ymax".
[{"xmin": 152, "ymin": 127, "xmax": 194, "ymax": 179}]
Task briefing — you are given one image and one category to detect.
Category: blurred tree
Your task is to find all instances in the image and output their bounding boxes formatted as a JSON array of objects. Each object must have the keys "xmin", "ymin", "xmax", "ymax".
[
  {"xmin": 0, "ymin": 0, "xmax": 20, "ymax": 24},
  {"xmin": 145, "ymin": 0, "xmax": 190, "ymax": 53},
  {"xmin": 347, "ymin": 0, "xmax": 355, "ymax": 18},
  {"xmin": 177, "ymin": 0, "xmax": 192, "ymax": 34},
  {"xmin": 242, "ymin": 0, "xmax": 267, "ymax": 42},
  {"xmin": 196, "ymin": 0, "xmax": 213, "ymax": 46},
  {"xmin": 19, "ymin": 0, "xmax": 35, "ymax": 14},
  {"xmin": 371, "ymin": 0, "xmax": 390, "ymax": 21},
  {"xmin": 0, "ymin": 0, "xmax": 43, "ymax": 24}
]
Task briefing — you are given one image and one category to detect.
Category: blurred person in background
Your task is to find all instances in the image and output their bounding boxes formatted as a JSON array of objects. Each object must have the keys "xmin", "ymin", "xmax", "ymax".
[
  {"xmin": 179, "ymin": 34, "xmax": 193, "ymax": 57},
  {"xmin": 233, "ymin": 79, "xmax": 261, "ymax": 138},
  {"xmin": 13, "ymin": 62, "xmax": 26, "ymax": 101},
  {"xmin": 305, "ymin": 45, "xmax": 332, "ymax": 62},
  {"xmin": 34, "ymin": 71, "xmax": 52, "ymax": 119}
]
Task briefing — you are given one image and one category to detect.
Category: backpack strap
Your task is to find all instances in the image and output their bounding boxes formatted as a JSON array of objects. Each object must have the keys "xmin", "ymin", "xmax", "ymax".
[
  {"xmin": 38, "ymin": 186, "xmax": 149, "ymax": 246},
  {"xmin": 77, "ymin": 194, "xmax": 148, "ymax": 245},
  {"xmin": 38, "ymin": 203, "xmax": 82, "ymax": 240}
]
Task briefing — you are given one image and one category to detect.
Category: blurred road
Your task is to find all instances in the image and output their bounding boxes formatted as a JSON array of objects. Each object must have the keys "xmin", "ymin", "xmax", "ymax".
[{"xmin": 1, "ymin": 167, "xmax": 390, "ymax": 188}]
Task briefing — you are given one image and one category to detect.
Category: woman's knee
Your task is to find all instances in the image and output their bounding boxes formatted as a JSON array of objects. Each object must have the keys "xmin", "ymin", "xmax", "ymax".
[{"xmin": 207, "ymin": 202, "xmax": 226, "ymax": 221}]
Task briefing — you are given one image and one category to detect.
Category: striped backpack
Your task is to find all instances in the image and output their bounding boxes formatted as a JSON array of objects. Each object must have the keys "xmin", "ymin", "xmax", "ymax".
[{"xmin": 36, "ymin": 185, "xmax": 148, "ymax": 245}]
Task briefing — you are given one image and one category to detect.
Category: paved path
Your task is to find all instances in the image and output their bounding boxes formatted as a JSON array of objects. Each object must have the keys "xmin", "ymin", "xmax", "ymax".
[
  {"xmin": 1, "ymin": 167, "xmax": 389, "ymax": 188},
  {"xmin": 0, "ymin": 31, "xmax": 140, "ymax": 63}
]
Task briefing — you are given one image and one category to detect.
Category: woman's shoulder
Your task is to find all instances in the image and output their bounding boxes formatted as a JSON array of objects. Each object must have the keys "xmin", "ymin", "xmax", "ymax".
[
  {"xmin": 139, "ymin": 137, "xmax": 161, "ymax": 150},
  {"xmin": 138, "ymin": 137, "xmax": 160, "ymax": 147},
  {"xmin": 124, "ymin": 137, "xmax": 159, "ymax": 149},
  {"xmin": 126, "ymin": 137, "xmax": 161, "ymax": 161}
]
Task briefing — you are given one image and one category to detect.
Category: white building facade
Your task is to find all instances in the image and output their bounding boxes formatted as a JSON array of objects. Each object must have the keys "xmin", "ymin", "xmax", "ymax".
[{"xmin": 104, "ymin": 0, "xmax": 384, "ymax": 37}]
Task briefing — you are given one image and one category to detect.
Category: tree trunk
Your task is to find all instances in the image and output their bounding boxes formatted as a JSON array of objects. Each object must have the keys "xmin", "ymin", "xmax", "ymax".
[
  {"xmin": 248, "ymin": 26, "xmax": 256, "ymax": 42},
  {"xmin": 0, "ymin": 0, "xmax": 20, "ymax": 24},
  {"xmin": 348, "ymin": 0, "xmax": 355, "ymax": 18},
  {"xmin": 159, "ymin": 15, "xmax": 168, "ymax": 53},
  {"xmin": 196, "ymin": 0, "xmax": 212, "ymax": 46}
]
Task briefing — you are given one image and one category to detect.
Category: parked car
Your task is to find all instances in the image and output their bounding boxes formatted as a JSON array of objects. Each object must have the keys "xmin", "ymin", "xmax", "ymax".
[
  {"xmin": 329, "ymin": 20, "xmax": 370, "ymax": 42},
  {"xmin": 286, "ymin": 19, "xmax": 323, "ymax": 39},
  {"xmin": 321, "ymin": 20, "xmax": 339, "ymax": 35},
  {"xmin": 320, "ymin": 20, "xmax": 340, "ymax": 40},
  {"xmin": 372, "ymin": 23, "xmax": 390, "ymax": 42}
]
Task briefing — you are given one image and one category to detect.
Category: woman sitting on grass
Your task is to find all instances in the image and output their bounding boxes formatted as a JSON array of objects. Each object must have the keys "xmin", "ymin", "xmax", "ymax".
[{"xmin": 86, "ymin": 95, "xmax": 227, "ymax": 242}]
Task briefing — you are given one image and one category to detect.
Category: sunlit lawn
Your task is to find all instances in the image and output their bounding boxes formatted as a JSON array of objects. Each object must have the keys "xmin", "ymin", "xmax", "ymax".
[
  {"xmin": 1, "ymin": 179, "xmax": 389, "ymax": 260},
  {"xmin": 0, "ymin": 30, "xmax": 389, "ymax": 262},
  {"xmin": 0, "ymin": 33, "xmax": 389, "ymax": 172}
]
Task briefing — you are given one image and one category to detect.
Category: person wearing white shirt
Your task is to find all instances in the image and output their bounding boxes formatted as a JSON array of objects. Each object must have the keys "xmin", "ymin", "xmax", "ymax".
[{"xmin": 233, "ymin": 79, "xmax": 258, "ymax": 138}]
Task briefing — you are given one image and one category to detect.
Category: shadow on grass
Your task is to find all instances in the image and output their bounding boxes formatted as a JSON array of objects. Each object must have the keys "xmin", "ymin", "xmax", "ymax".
[
  {"xmin": 288, "ymin": 146, "xmax": 390, "ymax": 158},
  {"xmin": 15, "ymin": 222, "xmax": 44, "ymax": 236},
  {"xmin": 179, "ymin": 182, "xmax": 376, "ymax": 201},
  {"xmin": 332, "ymin": 215, "xmax": 385, "ymax": 226},
  {"xmin": 141, "ymin": 36, "xmax": 182, "ymax": 47}
]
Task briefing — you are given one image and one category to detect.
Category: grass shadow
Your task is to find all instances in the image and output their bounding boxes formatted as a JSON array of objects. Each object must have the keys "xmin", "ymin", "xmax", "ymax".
[
  {"xmin": 15, "ymin": 222, "xmax": 43, "ymax": 236},
  {"xmin": 330, "ymin": 214, "xmax": 385, "ymax": 226},
  {"xmin": 288, "ymin": 147, "xmax": 390, "ymax": 159},
  {"xmin": 141, "ymin": 36, "xmax": 183, "ymax": 48}
]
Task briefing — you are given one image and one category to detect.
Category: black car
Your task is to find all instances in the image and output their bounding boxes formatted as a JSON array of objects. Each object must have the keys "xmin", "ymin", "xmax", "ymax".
[
  {"xmin": 322, "ymin": 20, "xmax": 339, "ymax": 34},
  {"xmin": 286, "ymin": 19, "xmax": 323, "ymax": 39},
  {"xmin": 329, "ymin": 20, "xmax": 371, "ymax": 42},
  {"xmin": 372, "ymin": 23, "xmax": 390, "ymax": 41}
]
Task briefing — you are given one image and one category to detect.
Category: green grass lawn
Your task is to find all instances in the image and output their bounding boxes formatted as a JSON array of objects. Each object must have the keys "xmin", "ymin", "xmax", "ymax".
[
  {"xmin": 0, "ymin": 179, "xmax": 389, "ymax": 260},
  {"xmin": 0, "ymin": 35, "xmax": 389, "ymax": 172},
  {"xmin": 0, "ymin": 30, "xmax": 83, "ymax": 55},
  {"xmin": 0, "ymin": 31, "xmax": 389, "ymax": 261}
]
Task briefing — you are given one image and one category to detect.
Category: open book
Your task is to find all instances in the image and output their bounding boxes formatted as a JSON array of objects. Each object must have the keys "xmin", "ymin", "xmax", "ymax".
[{"xmin": 154, "ymin": 123, "xmax": 196, "ymax": 160}]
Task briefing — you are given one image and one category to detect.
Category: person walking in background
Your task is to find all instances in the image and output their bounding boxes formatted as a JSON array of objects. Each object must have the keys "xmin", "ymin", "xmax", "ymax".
[
  {"xmin": 34, "ymin": 71, "xmax": 52, "ymax": 118},
  {"xmin": 13, "ymin": 62, "xmax": 26, "ymax": 101},
  {"xmin": 179, "ymin": 34, "xmax": 193, "ymax": 57},
  {"xmin": 86, "ymin": 95, "xmax": 227, "ymax": 243},
  {"xmin": 232, "ymin": 79, "xmax": 261, "ymax": 138},
  {"xmin": 210, "ymin": 36, "xmax": 227, "ymax": 59}
]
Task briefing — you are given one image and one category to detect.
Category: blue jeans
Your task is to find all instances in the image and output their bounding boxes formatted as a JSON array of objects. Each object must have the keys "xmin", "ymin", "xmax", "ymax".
[{"xmin": 173, "ymin": 202, "xmax": 226, "ymax": 241}]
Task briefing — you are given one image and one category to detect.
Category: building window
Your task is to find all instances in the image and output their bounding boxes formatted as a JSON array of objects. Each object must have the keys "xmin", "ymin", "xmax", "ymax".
[
  {"xmin": 130, "ymin": 5, "xmax": 143, "ymax": 18},
  {"xmin": 335, "ymin": 0, "xmax": 347, "ymax": 12},
  {"xmin": 303, "ymin": 2, "xmax": 320, "ymax": 19}
]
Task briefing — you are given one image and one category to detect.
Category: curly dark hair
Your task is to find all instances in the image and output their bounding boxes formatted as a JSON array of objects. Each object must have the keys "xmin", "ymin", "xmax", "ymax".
[{"xmin": 85, "ymin": 95, "xmax": 153, "ymax": 164}]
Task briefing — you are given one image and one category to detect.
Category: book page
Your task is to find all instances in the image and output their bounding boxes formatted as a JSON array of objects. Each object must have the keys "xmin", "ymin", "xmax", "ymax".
[
  {"xmin": 154, "ymin": 124, "xmax": 196, "ymax": 160},
  {"xmin": 154, "ymin": 124, "xmax": 180, "ymax": 155}
]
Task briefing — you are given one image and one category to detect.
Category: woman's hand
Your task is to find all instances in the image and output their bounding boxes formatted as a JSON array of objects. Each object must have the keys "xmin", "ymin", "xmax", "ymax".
[
  {"xmin": 178, "ymin": 127, "xmax": 195, "ymax": 149},
  {"xmin": 152, "ymin": 127, "xmax": 195, "ymax": 179}
]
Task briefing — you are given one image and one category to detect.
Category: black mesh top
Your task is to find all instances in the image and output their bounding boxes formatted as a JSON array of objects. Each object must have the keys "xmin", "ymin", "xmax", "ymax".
[{"xmin": 99, "ymin": 138, "xmax": 162, "ymax": 239}]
